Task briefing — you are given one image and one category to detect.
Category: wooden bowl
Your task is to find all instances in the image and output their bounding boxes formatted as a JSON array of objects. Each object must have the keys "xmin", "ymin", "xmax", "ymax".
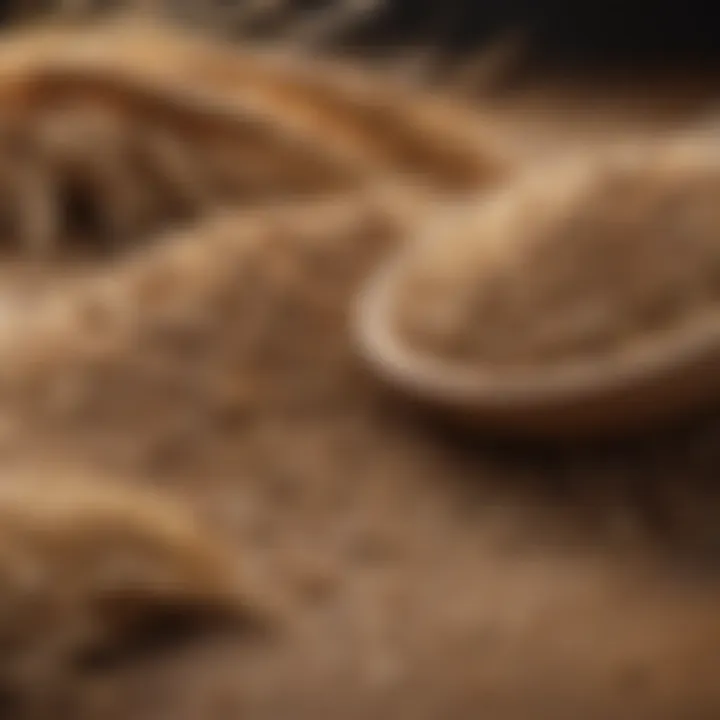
[{"xmin": 353, "ymin": 140, "xmax": 720, "ymax": 439}]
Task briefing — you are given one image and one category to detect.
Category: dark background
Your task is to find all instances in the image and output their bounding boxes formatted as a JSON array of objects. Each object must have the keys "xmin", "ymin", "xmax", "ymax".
[
  {"xmin": 327, "ymin": 0, "xmax": 720, "ymax": 68},
  {"xmin": 2, "ymin": 0, "xmax": 718, "ymax": 68}
]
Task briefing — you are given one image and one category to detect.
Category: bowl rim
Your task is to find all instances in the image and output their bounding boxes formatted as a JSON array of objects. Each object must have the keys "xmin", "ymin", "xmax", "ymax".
[{"xmin": 353, "ymin": 245, "xmax": 720, "ymax": 410}]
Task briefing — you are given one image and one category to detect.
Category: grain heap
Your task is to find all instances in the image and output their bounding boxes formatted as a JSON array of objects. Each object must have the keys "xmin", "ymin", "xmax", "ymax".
[{"xmin": 389, "ymin": 140, "xmax": 720, "ymax": 368}]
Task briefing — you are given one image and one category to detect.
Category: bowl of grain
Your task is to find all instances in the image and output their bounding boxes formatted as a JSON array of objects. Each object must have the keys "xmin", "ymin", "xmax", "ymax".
[{"xmin": 354, "ymin": 137, "xmax": 720, "ymax": 438}]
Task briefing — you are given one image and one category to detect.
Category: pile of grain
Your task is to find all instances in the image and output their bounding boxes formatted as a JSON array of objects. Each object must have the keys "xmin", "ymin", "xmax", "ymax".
[{"xmin": 392, "ymin": 140, "xmax": 720, "ymax": 367}]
